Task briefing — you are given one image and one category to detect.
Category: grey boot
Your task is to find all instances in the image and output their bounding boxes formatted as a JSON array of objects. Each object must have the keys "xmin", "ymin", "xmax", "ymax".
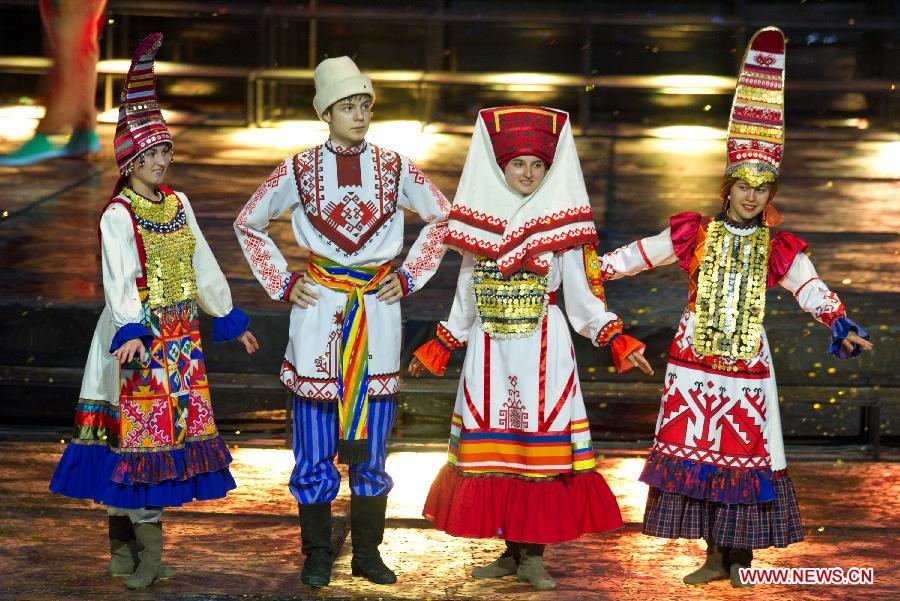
[
  {"xmin": 350, "ymin": 494, "xmax": 397, "ymax": 584},
  {"xmin": 126, "ymin": 522, "xmax": 164, "ymax": 589},
  {"xmin": 108, "ymin": 516, "xmax": 138, "ymax": 576},
  {"xmin": 516, "ymin": 544, "xmax": 557, "ymax": 590},
  {"xmin": 727, "ymin": 548, "xmax": 754, "ymax": 588},
  {"xmin": 472, "ymin": 541, "xmax": 519, "ymax": 579},
  {"xmin": 683, "ymin": 539, "xmax": 729, "ymax": 585}
]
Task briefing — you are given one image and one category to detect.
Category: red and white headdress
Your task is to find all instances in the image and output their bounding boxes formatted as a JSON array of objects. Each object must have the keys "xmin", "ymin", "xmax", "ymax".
[
  {"xmin": 114, "ymin": 32, "xmax": 173, "ymax": 174},
  {"xmin": 445, "ymin": 106, "xmax": 597, "ymax": 277},
  {"xmin": 725, "ymin": 27, "xmax": 785, "ymax": 187}
]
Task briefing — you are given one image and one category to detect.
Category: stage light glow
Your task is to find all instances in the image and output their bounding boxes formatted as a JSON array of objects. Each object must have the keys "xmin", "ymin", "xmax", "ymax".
[
  {"xmin": 874, "ymin": 140, "xmax": 900, "ymax": 177},
  {"xmin": 601, "ymin": 456, "xmax": 649, "ymax": 524},
  {"xmin": 649, "ymin": 125, "xmax": 724, "ymax": 154},
  {"xmin": 0, "ymin": 104, "xmax": 45, "ymax": 141},
  {"xmin": 655, "ymin": 74, "xmax": 733, "ymax": 95},
  {"xmin": 384, "ymin": 451, "xmax": 446, "ymax": 519},
  {"xmin": 651, "ymin": 125, "xmax": 724, "ymax": 140},
  {"xmin": 227, "ymin": 119, "xmax": 434, "ymax": 161}
]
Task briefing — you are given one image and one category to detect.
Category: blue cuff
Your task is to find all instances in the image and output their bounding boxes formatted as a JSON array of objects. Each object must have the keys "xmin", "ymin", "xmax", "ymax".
[
  {"xmin": 829, "ymin": 317, "xmax": 869, "ymax": 360},
  {"xmin": 109, "ymin": 323, "xmax": 154, "ymax": 353},
  {"xmin": 213, "ymin": 307, "xmax": 250, "ymax": 343}
]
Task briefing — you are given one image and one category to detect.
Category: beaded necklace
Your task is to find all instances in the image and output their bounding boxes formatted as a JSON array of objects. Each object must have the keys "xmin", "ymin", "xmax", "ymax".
[
  {"xmin": 693, "ymin": 217, "xmax": 770, "ymax": 360},
  {"xmin": 122, "ymin": 186, "xmax": 197, "ymax": 309}
]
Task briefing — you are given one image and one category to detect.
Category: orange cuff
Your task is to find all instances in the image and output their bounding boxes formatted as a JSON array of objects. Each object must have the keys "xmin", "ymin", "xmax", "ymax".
[
  {"xmin": 413, "ymin": 339, "xmax": 451, "ymax": 376},
  {"xmin": 610, "ymin": 334, "xmax": 646, "ymax": 373}
]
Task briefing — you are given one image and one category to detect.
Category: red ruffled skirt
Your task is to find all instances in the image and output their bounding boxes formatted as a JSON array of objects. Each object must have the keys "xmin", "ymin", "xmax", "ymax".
[{"xmin": 423, "ymin": 464, "xmax": 624, "ymax": 544}]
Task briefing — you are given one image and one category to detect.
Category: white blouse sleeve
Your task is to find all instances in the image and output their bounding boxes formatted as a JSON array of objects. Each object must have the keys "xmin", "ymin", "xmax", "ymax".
[
  {"xmin": 233, "ymin": 159, "xmax": 301, "ymax": 301},
  {"xmin": 559, "ymin": 246, "xmax": 622, "ymax": 346},
  {"xmin": 600, "ymin": 228, "xmax": 677, "ymax": 281},
  {"xmin": 100, "ymin": 203, "xmax": 144, "ymax": 329}
]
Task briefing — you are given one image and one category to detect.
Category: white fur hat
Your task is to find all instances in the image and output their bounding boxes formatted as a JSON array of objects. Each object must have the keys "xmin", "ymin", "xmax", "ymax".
[{"xmin": 312, "ymin": 56, "xmax": 375, "ymax": 118}]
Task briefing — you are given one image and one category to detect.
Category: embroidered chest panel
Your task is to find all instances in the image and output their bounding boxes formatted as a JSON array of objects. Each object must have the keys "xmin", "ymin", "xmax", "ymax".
[
  {"xmin": 292, "ymin": 144, "xmax": 401, "ymax": 255},
  {"xmin": 123, "ymin": 188, "xmax": 198, "ymax": 309},
  {"xmin": 473, "ymin": 256, "xmax": 549, "ymax": 339},
  {"xmin": 692, "ymin": 221, "xmax": 770, "ymax": 359}
]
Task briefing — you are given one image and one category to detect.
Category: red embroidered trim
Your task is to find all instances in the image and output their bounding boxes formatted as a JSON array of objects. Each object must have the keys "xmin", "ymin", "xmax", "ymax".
[
  {"xmin": 436, "ymin": 323, "xmax": 466, "ymax": 350},
  {"xmin": 818, "ymin": 306, "xmax": 847, "ymax": 328},
  {"xmin": 281, "ymin": 272, "xmax": 301, "ymax": 302},
  {"xmin": 596, "ymin": 319, "xmax": 624, "ymax": 347},
  {"xmin": 637, "ymin": 239, "xmax": 653, "ymax": 269},
  {"xmin": 446, "ymin": 227, "xmax": 599, "ymax": 276},
  {"xmin": 483, "ymin": 331, "xmax": 491, "ymax": 422},
  {"xmin": 792, "ymin": 276, "xmax": 821, "ymax": 298},
  {"xmin": 537, "ymin": 316, "xmax": 548, "ymax": 430},
  {"xmin": 449, "ymin": 205, "xmax": 506, "ymax": 235}
]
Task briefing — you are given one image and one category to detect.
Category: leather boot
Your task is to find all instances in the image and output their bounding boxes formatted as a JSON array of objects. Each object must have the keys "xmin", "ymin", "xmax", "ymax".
[
  {"xmin": 727, "ymin": 548, "xmax": 754, "ymax": 588},
  {"xmin": 516, "ymin": 544, "xmax": 557, "ymax": 590},
  {"xmin": 472, "ymin": 540, "xmax": 519, "ymax": 579},
  {"xmin": 350, "ymin": 494, "xmax": 397, "ymax": 584},
  {"xmin": 126, "ymin": 522, "xmax": 164, "ymax": 589},
  {"xmin": 298, "ymin": 502, "xmax": 333, "ymax": 588},
  {"xmin": 108, "ymin": 515, "xmax": 139, "ymax": 576},
  {"xmin": 683, "ymin": 538, "xmax": 729, "ymax": 585}
]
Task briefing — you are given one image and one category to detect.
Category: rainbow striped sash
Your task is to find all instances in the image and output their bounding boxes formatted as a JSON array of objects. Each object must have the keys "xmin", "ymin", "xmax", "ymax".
[{"xmin": 307, "ymin": 254, "xmax": 393, "ymax": 464}]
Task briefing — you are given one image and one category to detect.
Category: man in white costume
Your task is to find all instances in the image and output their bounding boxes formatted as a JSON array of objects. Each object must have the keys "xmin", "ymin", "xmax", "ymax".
[{"xmin": 234, "ymin": 56, "xmax": 451, "ymax": 588}]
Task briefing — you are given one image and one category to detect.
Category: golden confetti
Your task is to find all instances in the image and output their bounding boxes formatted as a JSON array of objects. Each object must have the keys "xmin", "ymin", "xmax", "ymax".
[
  {"xmin": 827, "ymin": 367, "xmax": 836, "ymax": 374},
  {"xmin": 841, "ymin": 278, "xmax": 852, "ymax": 285},
  {"xmin": 826, "ymin": 180, "xmax": 834, "ymax": 187},
  {"xmin": 813, "ymin": 403, "xmax": 822, "ymax": 410},
  {"xmin": 703, "ymin": 104, "xmax": 712, "ymax": 111}
]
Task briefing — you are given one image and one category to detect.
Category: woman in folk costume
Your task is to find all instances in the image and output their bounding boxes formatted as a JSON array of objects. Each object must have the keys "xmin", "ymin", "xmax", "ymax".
[
  {"xmin": 599, "ymin": 28, "xmax": 873, "ymax": 588},
  {"xmin": 49, "ymin": 33, "xmax": 258, "ymax": 590},
  {"xmin": 409, "ymin": 106, "xmax": 652, "ymax": 590}
]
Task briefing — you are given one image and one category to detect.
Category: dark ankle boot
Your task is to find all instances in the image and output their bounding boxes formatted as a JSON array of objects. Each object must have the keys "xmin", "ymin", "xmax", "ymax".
[
  {"xmin": 683, "ymin": 538, "xmax": 729, "ymax": 585},
  {"xmin": 108, "ymin": 515, "xmax": 139, "ymax": 576},
  {"xmin": 298, "ymin": 502, "xmax": 333, "ymax": 588},
  {"xmin": 350, "ymin": 494, "xmax": 397, "ymax": 584},
  {"xmin": 727, "ymin": 548, "xmax": 753, "ymax": 588}
]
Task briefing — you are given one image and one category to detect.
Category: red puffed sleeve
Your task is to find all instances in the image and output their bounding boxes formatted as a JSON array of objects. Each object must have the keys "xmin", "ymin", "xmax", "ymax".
[
  {"xmin": 767, "ymin": 230, "xmax": 809, "ymax": 288},
  {"xmin": 669, "ymin": 212, "xmax": 703, "ymax": 273}
]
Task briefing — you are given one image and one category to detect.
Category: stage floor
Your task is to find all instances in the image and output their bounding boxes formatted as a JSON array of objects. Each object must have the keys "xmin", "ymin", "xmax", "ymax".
[{"xmin": 0, "ymin": 440, "xmax": 897, "ymax": 600}]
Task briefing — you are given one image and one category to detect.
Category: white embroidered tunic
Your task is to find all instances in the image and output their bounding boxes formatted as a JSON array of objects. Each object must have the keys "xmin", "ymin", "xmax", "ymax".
[{"xmin": 234, "ymin": 141, "xmax": 451, "ymax": 400}]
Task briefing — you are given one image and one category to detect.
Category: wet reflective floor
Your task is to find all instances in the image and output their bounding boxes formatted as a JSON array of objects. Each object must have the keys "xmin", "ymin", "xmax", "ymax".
[{"xmin": 0, "ymin": 441, "xmax": 897, "ymax": 600}]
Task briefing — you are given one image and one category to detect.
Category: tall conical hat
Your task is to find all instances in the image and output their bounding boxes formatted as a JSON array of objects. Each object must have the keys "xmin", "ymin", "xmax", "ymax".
[
  {"xmin": 725, "ymin": 27, "xmax": 785, "ymax": 187},
  {"xmin": 114, "ymin": 32, "xmax": 173, "ymax": 173}
]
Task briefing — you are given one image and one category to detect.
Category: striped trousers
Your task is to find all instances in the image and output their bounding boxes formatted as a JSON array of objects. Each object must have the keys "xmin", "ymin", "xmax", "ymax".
[{"xmin": 289, "ymin": 395, "xmax": 396, "ymax": 504}]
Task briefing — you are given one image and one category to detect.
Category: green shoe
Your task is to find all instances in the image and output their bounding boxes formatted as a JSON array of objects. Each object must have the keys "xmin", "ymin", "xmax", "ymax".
[
  {"xmin": 472, "ymin": 555, "xmax": 518, "ymax": 579},
  {"xmin": 0, "ymin": 134, "xmax": 66, "ymax": 166},
  {"xmin": 683, "ymin": 540, "xmax": 729, "ymax": 585},
  {"xmin": 126, "ymin": 522, "xmax": 164, "ymax": 590},
  {"xmin": 108, "ymin": 515, "xmax": 138, "ymax": 576},
  {"xmin": 516, "ymin": 553, "xmax": 557, "ymax": 590},
  {"xmin": 64, "ymin": 129, "xmax": 101, "ymax": 156},
  {"xmin": 730, "ymin": 563, "xmax": 753, "ymax": 588}
]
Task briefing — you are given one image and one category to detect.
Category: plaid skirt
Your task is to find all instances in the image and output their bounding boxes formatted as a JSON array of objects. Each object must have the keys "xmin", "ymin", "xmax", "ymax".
[{"xmin": 642, "ymin": 475, "xmax": 804, "ymax": 549}]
